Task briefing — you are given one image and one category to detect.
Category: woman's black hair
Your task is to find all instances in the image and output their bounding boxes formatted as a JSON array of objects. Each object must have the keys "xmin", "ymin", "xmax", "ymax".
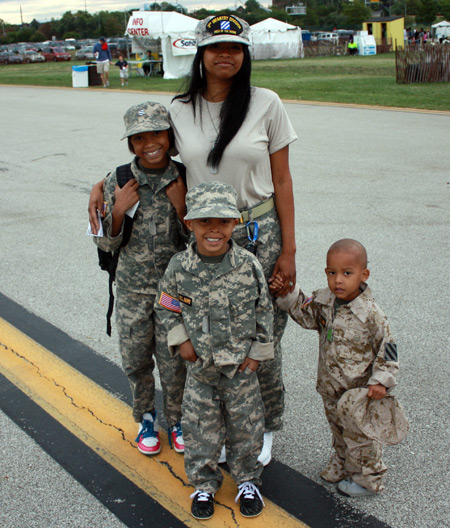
[{"xmin": 173, "ymin": 45, "xmax": 252, "ymax": 170}]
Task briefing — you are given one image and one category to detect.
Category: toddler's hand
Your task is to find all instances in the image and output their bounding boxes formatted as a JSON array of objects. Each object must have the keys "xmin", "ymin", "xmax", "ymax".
[
  {"xmin": 269, "ymin": 273, "xmax": 284, "ymax": 292},
  {"xmin": 367, "ymin": 384, "xmax": 387, "ymax": 400}
]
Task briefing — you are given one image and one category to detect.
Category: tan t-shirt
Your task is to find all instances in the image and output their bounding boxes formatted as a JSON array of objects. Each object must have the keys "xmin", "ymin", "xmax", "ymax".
[{"xmin": 169, "ymin": 87, "xmax": 297, "ymax": 210}]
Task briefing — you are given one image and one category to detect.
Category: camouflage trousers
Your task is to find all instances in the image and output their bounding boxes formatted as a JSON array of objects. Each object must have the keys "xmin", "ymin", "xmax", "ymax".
[
  {"xmin": 115, "ymin": 288, "xmax": 187, "ymax": 425},
  {"xmin": 322, "ymin": 395, "xmax": 387, "ymax": 492},
  {"xmin": 182, "ymin": 367, "xmax": 264, "ymax": 494},
  {"xmin": 232, "ymin": 204, "xmax": 287, "ymax": 432}
]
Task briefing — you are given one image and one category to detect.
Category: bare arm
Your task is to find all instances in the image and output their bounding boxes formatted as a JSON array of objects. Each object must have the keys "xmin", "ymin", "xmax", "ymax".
[
  {"xmin": 270, "ymin": 145, "xmax": 296, "ymax": 297},
  {"xmin": 88, "ymin": 179, "xmax": 106, "ymax": 234}
]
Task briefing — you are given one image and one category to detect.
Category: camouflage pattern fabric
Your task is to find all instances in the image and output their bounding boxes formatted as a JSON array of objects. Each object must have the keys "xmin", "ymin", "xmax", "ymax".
[
  {"xmin": 156, "ymin": 239, "xmax": 273, "ymax": 492},
  {"xmin": 277, "ymin": 283, "xmax": 399, "ymax": 399},
  {"xmin": 277, "ymin": 283, "xmax": 400, "ymax": 492},
  {"xmin": 156, "ymin": 240, "xmax": 274, "ymax": 377},
  {"xmin": 232, "ymin": 205, "xmax": 287, "ymax": 432},
  {"xmin": 121, "ymin": 101, "xmax": 170, "ymax": 140},
  {"xmin": 182, "ymin": 367, "xmax": 264, "ymax": 493},
  {"xmin": 116, "ymin": 289, "xmax": 186, "ymax": 424},
  {"xmin": 95, "ymin": 157, "xmax": 187, "ymax": 423},
  {"xmin": 337, "ymin": 388, "xmax": 409, "ymax": 446},
  {"xmin": 184, "ymin": 180, "xmax": 241, "ymax": 220},
  {"xmin": 95, "ymin": 157, "xmax": 187, "ymax": 294},
  {"xmin": 323, "ymin": 395, "xmax": 387, "ymax": 492}
]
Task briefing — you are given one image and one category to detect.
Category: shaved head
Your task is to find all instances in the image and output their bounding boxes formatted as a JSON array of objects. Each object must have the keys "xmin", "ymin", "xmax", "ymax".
[{"xmin": 327, "ymin": 239, "xmax": 368, "ymax": 268}]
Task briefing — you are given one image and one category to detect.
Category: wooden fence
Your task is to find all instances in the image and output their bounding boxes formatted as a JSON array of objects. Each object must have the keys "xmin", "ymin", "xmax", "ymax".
[{"xmin": 396, "ymin": 45, "xmax": 450, "ymax": 83}]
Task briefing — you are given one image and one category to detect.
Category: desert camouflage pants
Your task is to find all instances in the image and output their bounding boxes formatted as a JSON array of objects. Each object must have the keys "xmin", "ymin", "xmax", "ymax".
[
  {"xmin": 322, "ymin": 395, "xmax": 387, "ymax": 492},
  {"xmin": 116, "ymin": 288, "xmax": 186, "ymax": 425},
  {"xmin": 182, "ymin": 367, "xmax": 264, "ymax": 494},
  {"xmin": 232, "ymin": 205, "xmax": 287, "ymax": 432}
]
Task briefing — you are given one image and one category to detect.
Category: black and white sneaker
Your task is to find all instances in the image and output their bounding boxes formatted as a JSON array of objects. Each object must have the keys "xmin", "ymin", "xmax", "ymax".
[
  {"xmin": 235, "ymin": 481, "xmax": 265, "ymax": 517},
  {"xmin": 190, "ymin": 490, "xmax": 215, "ymax": 520}
]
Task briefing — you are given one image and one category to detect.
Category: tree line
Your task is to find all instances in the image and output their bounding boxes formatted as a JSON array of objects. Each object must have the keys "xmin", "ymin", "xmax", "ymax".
[{"xmin": 1, "ymin": 0, "xmax": 449, "ymax": 45}]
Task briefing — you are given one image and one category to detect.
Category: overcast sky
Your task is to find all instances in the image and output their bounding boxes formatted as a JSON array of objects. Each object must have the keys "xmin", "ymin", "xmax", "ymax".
[{"xmin": 1, "ymin": 1, "xmax": 255, "ymax": 25}]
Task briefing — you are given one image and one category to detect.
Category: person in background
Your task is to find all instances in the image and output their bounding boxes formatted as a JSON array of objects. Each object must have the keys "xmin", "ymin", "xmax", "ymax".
[
  {"xmin": 143, "ymin": 50, "xmax": 153, "ymax": 76},
  {"xmin": 115, "ymin": 54, "xmax": 128, "ymax": 87},
  {"xmin": 93, "ymin": 36, "xmax": 112, "ymax": 88}
]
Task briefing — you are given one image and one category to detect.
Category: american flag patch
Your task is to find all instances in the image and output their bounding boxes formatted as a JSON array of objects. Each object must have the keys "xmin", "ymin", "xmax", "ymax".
[
  {"xmin": 301, "ymin": 296, "xmax": 313, "ymax": 309},
  {"xmin": 221, "ymin": 21, "xmax": 231, "ymax": 30},
  {"xmin": 159, "ymin": 292, "xmax": 181, "ymax": 313}
]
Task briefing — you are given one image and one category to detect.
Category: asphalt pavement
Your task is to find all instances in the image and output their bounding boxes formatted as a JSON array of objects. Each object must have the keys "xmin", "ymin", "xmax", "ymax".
[{"xmin": 0, "ymin": 85, "xmax": 449, "ymax": 528}]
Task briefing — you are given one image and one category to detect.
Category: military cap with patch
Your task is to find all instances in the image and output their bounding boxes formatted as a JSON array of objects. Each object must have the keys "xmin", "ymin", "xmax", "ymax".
[
  {"xmin": 337, "ymin": 388, "xmax": 409, "ymax": 446},
  {"xmin": 121, "ymin": 101, "xmax": 170, "ymax": 140},
  {"xmin": 184, "ymin": 181, "xmax": 241, "ymax": 220},
  {"xmin": 195, "ymin": 15, "xmax": 251, "ymax": 47}
]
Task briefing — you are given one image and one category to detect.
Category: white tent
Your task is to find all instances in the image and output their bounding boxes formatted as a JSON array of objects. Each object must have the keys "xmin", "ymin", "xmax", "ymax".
[
  {"xmin": 125, "ymin": 11, "xmax": 198, "ymax": 79},
  {"xmin": 431, "ymin": 20, "xmax": 450, "ymax": 41},
  {"xmin": 250, "ymin": 18, "xmax": 304, "ymax": 60}
]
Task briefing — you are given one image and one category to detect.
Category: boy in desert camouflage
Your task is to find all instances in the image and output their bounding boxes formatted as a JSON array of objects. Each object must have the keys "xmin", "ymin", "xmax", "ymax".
[
  {"xmin": 156, "ymin": 181, "xmax": 274, "ymax": 519},
  {"xmin": 272, "ymin": 239, "xmax": 407, "ymax": 497}
]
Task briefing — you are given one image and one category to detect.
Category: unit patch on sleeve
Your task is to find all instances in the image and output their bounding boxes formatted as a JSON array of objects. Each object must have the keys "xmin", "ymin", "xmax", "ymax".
[
  {"xmin": 159, "ymin": 292, "xmax": 181, "ymax": 313},
  {"xmin": 301, "ymin": 296, "xmax": 313, "ymax": 309},
  {"xmin": 384, "ymin": 342, "xmax": 398, "ymax": 362},
  {"xmin": 178, "ymin": 294, "xmax": 192, "ymax": 307}
]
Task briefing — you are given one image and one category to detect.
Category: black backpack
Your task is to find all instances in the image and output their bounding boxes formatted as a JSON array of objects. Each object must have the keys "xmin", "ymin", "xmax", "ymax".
[{"xmin": 98, "ymin": 161, "xmax": 186, "ymax": 336}]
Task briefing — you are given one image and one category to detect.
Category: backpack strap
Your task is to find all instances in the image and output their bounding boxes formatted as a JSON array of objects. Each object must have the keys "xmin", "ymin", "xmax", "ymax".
[{"xmin": 173, "ymin": 160, "xmax": 186, "ymax": 186}]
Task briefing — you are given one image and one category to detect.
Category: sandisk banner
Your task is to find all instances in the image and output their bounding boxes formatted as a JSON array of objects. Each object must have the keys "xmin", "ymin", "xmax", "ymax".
[{"xmin": 171, "ymin": 38, "xmax": 197, "ymax": 56}]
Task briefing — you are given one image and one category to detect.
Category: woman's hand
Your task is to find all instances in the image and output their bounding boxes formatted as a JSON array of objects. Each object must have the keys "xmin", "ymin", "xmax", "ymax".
[
  {"xmin": 270, "ymin": 252, "xmax": 296, "ymax": 297},
  {"xmin": 88, "ymin": 179, "xmax": 106, "ymax": 235}
]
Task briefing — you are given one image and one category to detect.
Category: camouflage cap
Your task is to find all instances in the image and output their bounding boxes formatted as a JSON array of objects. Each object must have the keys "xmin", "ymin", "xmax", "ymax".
[
  {"xmin": 121, "ymin": 101, "xmax": 170, "ymax": 140},
  {"xmin": 337, "ymin": 388, "xmax": 409, "ymax": 446},
  {"xmin": 185, "ymin": 181, "xmax": 241, "ymax": 220},
  {"xmin": 195, "ymin": 15, "xmax": 251, "ymax": 47}
]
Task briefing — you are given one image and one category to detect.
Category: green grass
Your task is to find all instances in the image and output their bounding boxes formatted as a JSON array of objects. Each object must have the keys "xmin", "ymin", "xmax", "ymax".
[{"xmin": 1, "ymin": 53, "xmax": 449, "ymax": 111}]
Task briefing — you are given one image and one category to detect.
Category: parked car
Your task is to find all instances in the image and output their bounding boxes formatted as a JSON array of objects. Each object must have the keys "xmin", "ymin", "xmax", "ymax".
[
  {"xmin": 22, "ymin": 50, "xmax": 45, "ymax": 63},
  {"xmin": 316, "ymin": 32, "xmax": 339, "ymax": 42},
  {"xmin": 41, "ymin": 47, "xmax": 71, "ymax": 61},
  {"xmin": 0, "ymin": 51, "xmax": 23, "ymax": 64},
  {"xmin": 75, "ymin": 46, "xmax": 95, "ymax": 61}
]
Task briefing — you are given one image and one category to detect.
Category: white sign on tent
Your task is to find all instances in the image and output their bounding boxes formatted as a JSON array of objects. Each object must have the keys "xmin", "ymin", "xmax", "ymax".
[{"xmin": 125, "ymin": 11, "xmax": 198, "ymax": 79}]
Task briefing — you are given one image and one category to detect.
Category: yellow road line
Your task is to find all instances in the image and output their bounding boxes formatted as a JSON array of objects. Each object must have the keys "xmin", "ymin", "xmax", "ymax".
[{"xmin": 0, "ymin": 317, "xmax": 309, "ymax": 528}]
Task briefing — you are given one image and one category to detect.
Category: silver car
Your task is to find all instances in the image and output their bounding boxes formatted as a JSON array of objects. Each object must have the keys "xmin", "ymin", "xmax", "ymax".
[
  {"xmin": 75, "ymin": 46, "xmax": 95, "ymax": 61},
  {"xmin": 23, "ymin": 50, "xmax": 45, "ymax": 63}
]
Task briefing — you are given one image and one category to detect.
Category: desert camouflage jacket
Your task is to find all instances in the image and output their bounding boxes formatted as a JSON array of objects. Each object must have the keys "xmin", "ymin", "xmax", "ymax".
[{"xmin": 277, "ymin": 283, "xmax": 398, "ymax": 399}]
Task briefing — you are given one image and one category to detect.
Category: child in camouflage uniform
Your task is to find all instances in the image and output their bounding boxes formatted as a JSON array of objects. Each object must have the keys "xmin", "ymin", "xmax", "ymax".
[
  {"xmin": 272, "ymin": 239, "xmax": 400, "ymax": 497},
  {"xmin": 156, "ymin": 181, "xmax": 274, "ymax": 519},
  {"xmin": 94, "ymin": 102, "xmax": 187, "ymax": 456}
]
